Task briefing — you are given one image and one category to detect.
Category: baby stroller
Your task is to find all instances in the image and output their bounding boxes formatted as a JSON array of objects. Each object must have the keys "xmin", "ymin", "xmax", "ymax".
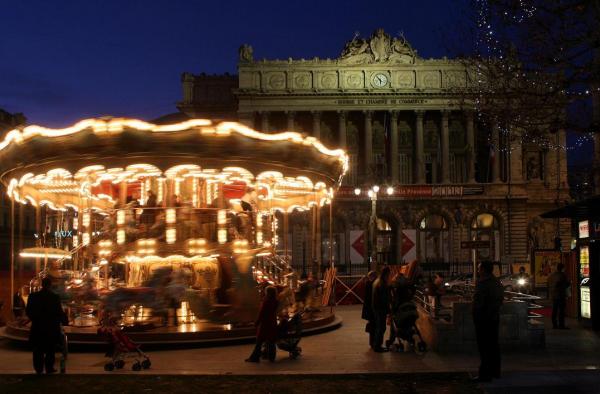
[
  {"xmin": 275, "ymin": 312, "xmax": 303, "ymax": 359},
  {"xmin": 277, "ymin": 312, "xmax": 302, "ymax": 359},
  {"xmin": 387, "ymin": 301, "xmax": 427, "ymax": 353},
  {"xmin": 98, "ymin": 326, "xmax": 151, "ymax": 371}
]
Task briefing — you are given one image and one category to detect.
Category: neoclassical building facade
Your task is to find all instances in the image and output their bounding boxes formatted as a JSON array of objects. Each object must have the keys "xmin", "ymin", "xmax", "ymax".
[{"xmin": 177, "ymin": 29, "xmax": 570, "ymax": 273}]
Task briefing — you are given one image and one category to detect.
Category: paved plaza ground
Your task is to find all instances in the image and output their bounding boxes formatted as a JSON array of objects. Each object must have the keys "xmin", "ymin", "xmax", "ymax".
[{"xmin": 0, "ymin": 305, "xmax": 599, "ymax": 393}]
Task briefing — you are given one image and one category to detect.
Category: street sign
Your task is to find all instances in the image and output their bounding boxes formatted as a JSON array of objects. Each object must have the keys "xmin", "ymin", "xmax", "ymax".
[{"xmin": 461, "ymin": 240, "xmax": 490, "ymax": 249}]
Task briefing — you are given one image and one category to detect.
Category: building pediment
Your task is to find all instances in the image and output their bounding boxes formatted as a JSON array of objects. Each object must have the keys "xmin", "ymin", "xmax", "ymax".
[{"xmin": 339, "ymin": 29, "xmax": 418, "ymax": 65}]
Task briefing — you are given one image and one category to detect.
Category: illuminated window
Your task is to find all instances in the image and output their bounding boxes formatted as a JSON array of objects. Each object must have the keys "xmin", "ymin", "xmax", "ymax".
[
  {"xmin": 470, "ymin": 213, "xmax": 500, "ymax": 261},
  {"xmin": 419, "ymin": 214, "xmax": 450, "ymax": 263}
]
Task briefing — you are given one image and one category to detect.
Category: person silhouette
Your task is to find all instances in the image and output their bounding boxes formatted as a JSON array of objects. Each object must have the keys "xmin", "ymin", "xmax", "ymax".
[{"xmin": 26, "ymin": 277, "xmax": 68, "ymax": 374}]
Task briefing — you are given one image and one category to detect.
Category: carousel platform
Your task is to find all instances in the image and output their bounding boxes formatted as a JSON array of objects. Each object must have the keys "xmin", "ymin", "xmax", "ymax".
[{"xmin": 1, "ymin": 311, "xmax": 341, "ymax": 346}]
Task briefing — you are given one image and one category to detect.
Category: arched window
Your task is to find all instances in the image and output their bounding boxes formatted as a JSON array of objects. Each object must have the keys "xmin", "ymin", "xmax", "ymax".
[
  {"xmin": 376, "ymin": 217, "xmax": 394, "ymax": 264},
  {"xmin": 377, "ymin": 218, "xmax": 392, "ymax": 231},
  {"xmin": 418, "ymin": 214, "xmax": 450, "ymax": 263},
  {"xmin": 470, "ymin": 213, "xmax": 501, "ymax": 261}
]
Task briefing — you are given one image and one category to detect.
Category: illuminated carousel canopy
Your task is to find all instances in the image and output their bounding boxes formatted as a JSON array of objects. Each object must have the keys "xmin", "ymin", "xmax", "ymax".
[{"xmin": 0, "ymin": 117, "xmax": 347, "ymax": 212}]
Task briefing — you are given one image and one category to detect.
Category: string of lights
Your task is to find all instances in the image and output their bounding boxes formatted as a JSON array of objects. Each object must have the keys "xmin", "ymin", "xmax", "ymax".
[{"xmin": 471, "ymin": 0, "xmax": 597, "ymax": 154}]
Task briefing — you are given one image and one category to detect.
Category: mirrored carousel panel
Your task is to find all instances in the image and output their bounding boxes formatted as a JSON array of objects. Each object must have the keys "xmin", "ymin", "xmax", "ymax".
[{"xmin": 1, "ymin": 117, "xmax": 345, "ymax": 344}]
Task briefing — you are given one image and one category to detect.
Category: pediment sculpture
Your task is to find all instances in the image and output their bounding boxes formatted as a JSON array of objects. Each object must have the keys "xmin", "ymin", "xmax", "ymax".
[
  {"xmin": 340, "ymin": 29, "xmax": 417, "ymax": 65},
  {"xmin": 239, "ymin": 44, "xmax": 253, "ymax": 62}
]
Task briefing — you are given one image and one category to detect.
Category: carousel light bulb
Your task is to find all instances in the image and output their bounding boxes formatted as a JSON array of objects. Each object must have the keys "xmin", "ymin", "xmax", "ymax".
[
  {"xmin": 117, "ymin": 230, "xmax": 125, "ymax": 245},
  {"xmin": 117, "ymin": 210, "xmax": 125, "ymax": 225},
  {"xmin": 82, "ymin": 233, "xmax": 90, "ymax": 245},
  {"xmin": 192, "ymin": 178, "xmax": 198, "ymax": 207},
  {"xmin": 217, "ymin": 209, "xmax": 226, "ymax": 225},
  {"xmin": 82, "ymin": 212, "xmax": 90, "ymax": 227},
  {"xmin": 372, "ymin": 185, "xmax": 380, "ymax": 193},
  {"xmin": 256, "ymin": 214, "xmax": 263, "ymax": 228},
  {"xmin": 386, "ymin": 186, "xmax": 394, "ymax": 195},
  {"xmin": 368, "ymin": 190, "xmax": 374, "ymax": 198},
  {"xmin": 354, "ymin": 188, "xmax": 361, "ymax": 196},
  {"xmin": 257, "ymin": 231, "xmax": 263, "ymax": 244},
  {"xmin": 174, "ymin": 178, "xmax": 181, "ymax": 195},
  {"xmin": 218, "ymin": 229, "xmax": 227, "ymax": 244},
  {"xmin": 158, "ymin": 178, "xmax": 165, "ymax": 203},
  {"xmin": 166, "ymin": 228, "xmax": 176, "ymax": 244},
  {"xmin": 166, "ymin": 208, "xmax": 176, "ymax": 224}
]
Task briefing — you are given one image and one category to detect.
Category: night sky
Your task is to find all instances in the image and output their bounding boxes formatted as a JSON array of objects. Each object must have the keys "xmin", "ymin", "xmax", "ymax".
[{"xmin": 0, "ymin": 0, "xmax": 589, "ymax": 163}]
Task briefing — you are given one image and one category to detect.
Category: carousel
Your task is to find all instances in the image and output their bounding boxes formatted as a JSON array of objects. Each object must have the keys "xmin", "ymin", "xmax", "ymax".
[{"xmin": 0, "ymin": 117, "xmax": 347, "ymax": 344}]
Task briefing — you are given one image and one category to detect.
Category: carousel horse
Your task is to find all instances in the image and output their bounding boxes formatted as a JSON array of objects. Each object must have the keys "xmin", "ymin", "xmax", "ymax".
[{"xmin": 101, "ymin": 267, "xmax": 186, "ymax": 325}]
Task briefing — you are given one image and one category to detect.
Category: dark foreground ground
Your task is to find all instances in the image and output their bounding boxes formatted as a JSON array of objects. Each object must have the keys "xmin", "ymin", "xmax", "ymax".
[
  {"xmin": 1, "ymin": 373, "xmax": 483, "ymax": 394},
  {"xmin": 4, "ymin": 371, "xmax": 600, "ymax": 394}
]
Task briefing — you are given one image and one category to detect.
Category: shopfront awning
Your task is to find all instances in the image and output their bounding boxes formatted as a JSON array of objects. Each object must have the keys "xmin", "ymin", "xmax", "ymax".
[{"xmin": 541, "ymin": 195, "xmax": 600, "ymax": 220}]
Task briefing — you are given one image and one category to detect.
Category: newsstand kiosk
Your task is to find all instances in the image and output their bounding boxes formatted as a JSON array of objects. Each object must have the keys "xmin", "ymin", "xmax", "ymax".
[
  {"xmin": 542, "ymin": 197, "xmax": 600, "ymax": 330},
  {"xmin": 576, "ymin": 220, "xmax": 598, "ymax": 329}
]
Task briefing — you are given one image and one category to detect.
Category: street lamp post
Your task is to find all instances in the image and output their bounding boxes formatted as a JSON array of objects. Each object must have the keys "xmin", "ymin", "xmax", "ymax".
[{"xmin": 354, "ymin": 185, "xmax": 394, "ymax": 271}]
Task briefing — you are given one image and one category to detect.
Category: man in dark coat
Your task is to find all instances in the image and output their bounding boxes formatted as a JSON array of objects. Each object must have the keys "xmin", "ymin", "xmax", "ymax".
[
  {"xmin": 371, "ymin": 266, "xmax": 391, "ymax": 352},
  {"xmin": 548, "ymin": 263, "xmax": 570, "ymax": 329},
  {"xmin": 361, "ymin": 271, "xmax": 377, "ymax": 348},
  {"xmin": 472, "ymin": 261, "xmax": 504, "ymax": 382},
  {"xmin": 26, "ymin": 276, "xmax": 68, "ymax": 374}
]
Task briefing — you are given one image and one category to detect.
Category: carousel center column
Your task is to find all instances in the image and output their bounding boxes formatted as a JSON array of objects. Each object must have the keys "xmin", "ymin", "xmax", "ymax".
[{"xmin": 414, "ymin": 110, "xmax": 425, "ymax": 184}]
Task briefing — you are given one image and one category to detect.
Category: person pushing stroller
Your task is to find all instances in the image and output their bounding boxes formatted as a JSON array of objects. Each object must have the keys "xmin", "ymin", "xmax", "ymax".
[{"xmin": 386, "ymin": 273, "xmax": 427, "ymax": 352}]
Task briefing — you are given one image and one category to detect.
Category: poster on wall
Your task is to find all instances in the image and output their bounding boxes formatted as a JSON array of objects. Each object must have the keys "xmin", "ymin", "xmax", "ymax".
[
  {"xmin": 511, "ymin": 262, "xmax": 531, "ymax": 275},
  {"xmin": 533, "ymin": 250, "xmax": 562, "ymax": 286},
  {"xmin": 401, "ymin": 229, "xmax": 417, "ymax": 264},
  {"xmin": 580, "ymin": 245, "xmax": 590, "ymax": 278},
  {"xmin": 349, "ymin": 230, "xmax": 365, "ymax": 265}
]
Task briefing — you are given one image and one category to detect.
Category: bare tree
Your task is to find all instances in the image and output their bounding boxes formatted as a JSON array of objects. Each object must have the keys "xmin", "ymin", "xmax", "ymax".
[{"xmin": 453, "ymin": 0, "xmax": 600, "ymax": 147}]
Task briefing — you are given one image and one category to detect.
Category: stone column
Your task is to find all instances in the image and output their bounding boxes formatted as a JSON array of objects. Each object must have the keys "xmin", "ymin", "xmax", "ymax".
[
  {"xmin": 260, "ymin": 111, "xmax": 269, "ymax": 133},
  {"xmin": 441, "ymin": 110, "xmax": 450, "ymax": 184},
  {"xmin": 390, "ymin": 111, "xmax": 399, "ymax": 183},
  {"xmin": 364, "ymin": 111, "xmax": 373, "ymax": 176},
  {"xmin": 286, "ymin": 111, "xmax": 295, "ymax": 131},
  {"xmin": 492, "ymin": 123, "xmax": 501, "ymax": 183},
  {"xmin": 510, "ymin": 139, "xmax": 523, "ymax": 183},
  {"xmin": 414, "ymin": 110, "xmax": 425, "ymax": 184},
  {"xmin": 338, "ymin": 111, "xmax": 347, "ymax": 148},
  {"xmin": 466, "ymin": 111, "xmax": 476, "ymax": 183},
  {"xmin": 312, "ymin": 111, "xmax": 321, "ymax": 139}
]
